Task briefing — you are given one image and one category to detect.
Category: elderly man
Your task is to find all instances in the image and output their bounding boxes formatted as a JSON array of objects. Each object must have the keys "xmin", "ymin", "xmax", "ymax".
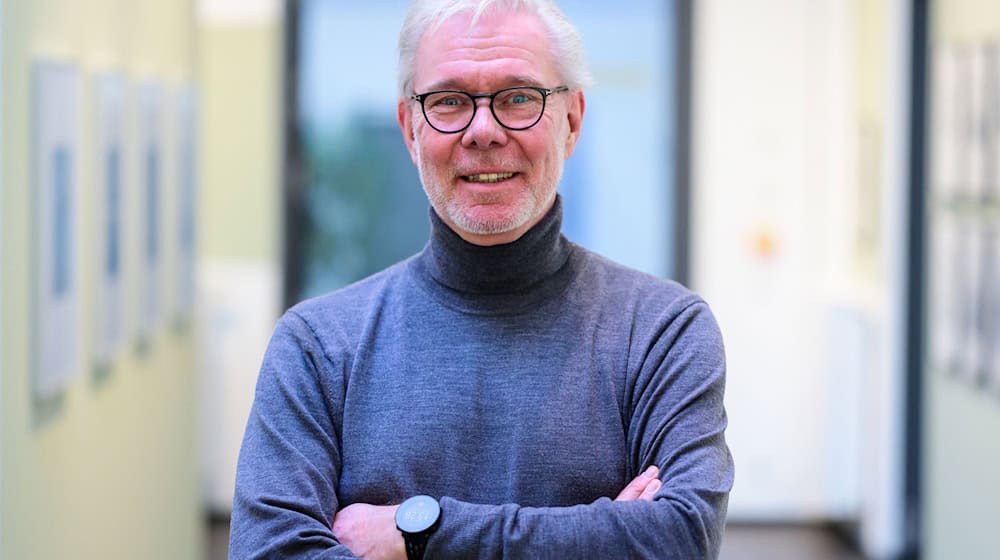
[{"xmin": 229, "ymin": 1, "xmax": 734, "ymax": 558}]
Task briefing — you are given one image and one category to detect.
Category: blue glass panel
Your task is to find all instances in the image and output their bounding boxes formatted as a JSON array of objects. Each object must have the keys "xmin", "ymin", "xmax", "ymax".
[{"xmin": 294, "ymin": 0, "xmax": 678, "ymax": 299}]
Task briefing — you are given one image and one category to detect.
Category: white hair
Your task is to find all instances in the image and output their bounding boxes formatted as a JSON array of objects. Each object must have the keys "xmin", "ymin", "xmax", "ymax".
[{"xmin": 398, "ymin": 0, "xmax": 594, "ymax": 96}]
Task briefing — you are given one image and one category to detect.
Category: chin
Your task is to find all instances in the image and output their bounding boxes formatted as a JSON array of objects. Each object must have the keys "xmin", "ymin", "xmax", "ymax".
[{"xmin": 448, "ymin": 201, "xmax": 534, "ymax": 236}]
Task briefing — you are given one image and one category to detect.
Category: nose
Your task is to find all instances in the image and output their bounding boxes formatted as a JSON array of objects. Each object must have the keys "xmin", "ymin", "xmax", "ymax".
[{"xmin": 461, "ymin": 98, "xmax": 508, "ymax": 149}]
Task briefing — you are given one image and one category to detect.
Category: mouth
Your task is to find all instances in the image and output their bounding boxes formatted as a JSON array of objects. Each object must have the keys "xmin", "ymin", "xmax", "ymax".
[{"xmin": 462, "ymin": 172, "xmax": 518, "ymax": 184}]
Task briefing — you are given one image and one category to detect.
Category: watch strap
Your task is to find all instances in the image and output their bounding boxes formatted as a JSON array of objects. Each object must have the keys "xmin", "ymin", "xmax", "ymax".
[{"xmin": 403, "ymin": 532, "xmax": 430, "ymax": 560}]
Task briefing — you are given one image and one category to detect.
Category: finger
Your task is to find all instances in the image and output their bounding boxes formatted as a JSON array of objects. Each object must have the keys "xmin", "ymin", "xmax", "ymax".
[
  {"xmin": 638, "ymin": 478, "xmax": 662, "ymax": 501},
  {"xmin": 614, "ymin": 465, "xmax": 659, "ymax": 501}
]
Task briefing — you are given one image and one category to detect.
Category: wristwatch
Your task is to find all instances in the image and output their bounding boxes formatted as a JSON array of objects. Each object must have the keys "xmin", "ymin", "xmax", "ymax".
[{"xmin": 395, "ymin": 495, "xmax": 441, "ymax": 560}]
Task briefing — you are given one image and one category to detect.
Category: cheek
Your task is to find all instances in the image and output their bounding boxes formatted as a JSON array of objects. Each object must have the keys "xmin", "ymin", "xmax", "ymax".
[
  {"xmin": 528, "ymin": 136, "xmax": 564, "ymax": 170},
  {"xmin": 414, "ymin": 134, "xmax": 455, "ymax": 179}
]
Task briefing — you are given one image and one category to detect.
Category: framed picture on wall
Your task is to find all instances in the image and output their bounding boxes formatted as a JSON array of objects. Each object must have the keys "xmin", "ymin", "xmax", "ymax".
[
  {"xmin": 932, "ymin": 44, "xmax": 960, "ymax": 200},
  {"xmin": 987, "ymin": 43, "xmax": 1000, "ymax": 398},
  {"xmin": 929, "ymin": 45, "xmax": 975, "ymax": 376},
  {"xmin": 929, "ymin": 213, "xmax": 960, "ymax": 375},
  {"xmin": 957, "ymin": 222, "xmax": 984, "ymax": 384},
  {"xmin": 964, "ymin": 46, "xmax": 988, "ymax": 200},
  {"xmin": 94, "ymin": 73, "xmax": 127, "ymax": 369},
  {"xmin": 984, "ymin": 224, "xmax": 1000, "ymax": 397},
  {"xmin": 174, "ymin": 85, "xmax": 198, "ymax": 323},
  {"xmin": 31, "ymin": 61, "xmax": 81, "ymax": 398},
  {"xmin": 986, "ymin": 44, "xmax": 1000, "ymax": 205},
  {"xmin": 137, "ymin": 81, "xmax": 163, "ymax": 344}
]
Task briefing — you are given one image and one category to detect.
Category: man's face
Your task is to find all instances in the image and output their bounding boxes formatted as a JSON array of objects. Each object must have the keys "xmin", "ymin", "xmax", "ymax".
[{"xmin": 398, "ymin": 9, "xmax": 585, "ymax": 246}]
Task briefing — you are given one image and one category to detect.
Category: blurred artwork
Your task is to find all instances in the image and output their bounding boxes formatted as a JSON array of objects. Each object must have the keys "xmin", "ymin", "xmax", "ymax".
[
  {"xmin": 32, "ymin": 61, "xmax": 81, "ymax": 398},
  {"xmin": 93, "ymin": 73, "xmax": 127, "ymax": 370},
  {"xmin": 138, "ymin": 82, "xmax": 163, "ymax": 343},
  {"xmin": 174, "ymin": 85, "xmax": 198, "ymax": 323},
  {"xmin": 929, "ymin": 41, "xmax": 1000, "ymax": 397},
  {"xmin": 985, "ymin": 44, "xmax": 1000, "ymax": 396},
  {"xmin": 985, "ymin": 224, "xmax": 1000, "ymax": 397}
]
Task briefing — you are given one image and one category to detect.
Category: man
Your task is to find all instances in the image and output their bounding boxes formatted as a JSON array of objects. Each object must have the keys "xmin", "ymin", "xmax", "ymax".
[{"xmin": 230, "ymin": 0, "xmax": 734, "ymax": 558}]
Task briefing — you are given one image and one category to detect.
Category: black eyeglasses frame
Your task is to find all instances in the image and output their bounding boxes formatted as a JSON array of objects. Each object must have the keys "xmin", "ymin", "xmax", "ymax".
[{"xmin": 410, "ymin": 85, "xmax": 570, "ymax": 134}]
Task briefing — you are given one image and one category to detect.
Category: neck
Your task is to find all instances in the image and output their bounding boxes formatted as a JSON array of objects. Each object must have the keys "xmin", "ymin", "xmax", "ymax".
[{"xmin": 416, "ymin": 194, "xmax": 573, "ymax": 296}]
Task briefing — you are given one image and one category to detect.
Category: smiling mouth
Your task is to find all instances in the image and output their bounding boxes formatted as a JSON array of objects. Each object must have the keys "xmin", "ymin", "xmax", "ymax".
[{"xmin": 463, "ymin": 172, "xmax": 517, "ymax": 183}]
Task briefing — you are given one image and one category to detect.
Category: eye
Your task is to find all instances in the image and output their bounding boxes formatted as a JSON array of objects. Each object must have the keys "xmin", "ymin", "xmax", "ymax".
[
  {"xmin": 497, "ymin": 89, "xmax": 541, "ymax": 107},
  {"xmin": 426, "ymin": 93, "xmax": 469, "ymax": 109}
]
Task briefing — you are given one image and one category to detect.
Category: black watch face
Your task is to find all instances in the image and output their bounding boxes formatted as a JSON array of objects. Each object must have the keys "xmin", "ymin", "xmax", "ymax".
[{"xmin": 396, "ymin": 495, "xmax": 440, "ymax": 534}]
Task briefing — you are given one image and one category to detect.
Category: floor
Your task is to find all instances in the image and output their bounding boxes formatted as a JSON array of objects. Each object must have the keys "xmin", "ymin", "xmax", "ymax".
[
  {"xmin": 207, "ymin": 519, "xmax": 864, "ymax": 559},
  {"xmin": 719, "ymin": 524, "xmax": 863, "ymax": 560}
]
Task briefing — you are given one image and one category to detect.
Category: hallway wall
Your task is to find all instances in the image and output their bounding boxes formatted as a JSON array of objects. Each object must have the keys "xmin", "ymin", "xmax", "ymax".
[
  {"xmin": 0, "ymin": 1, "xmax": 201, "ymax": 558},
  {"xmin": 923, "ymin": 0, "xmax": 1000, "ymax": 557},
  {"xmin": 196, "ymin": 0, "xmax": 284, "ymax": 514},
  {"xmin": 691, "ymin": 0, "xmax": 914, "ymax": 556}
]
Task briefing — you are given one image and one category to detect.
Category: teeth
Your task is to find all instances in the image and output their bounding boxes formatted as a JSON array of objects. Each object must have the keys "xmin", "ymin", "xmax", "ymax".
[{"xmin": 465, "ymin": 172, "xmax": 515, "ymax": 183}]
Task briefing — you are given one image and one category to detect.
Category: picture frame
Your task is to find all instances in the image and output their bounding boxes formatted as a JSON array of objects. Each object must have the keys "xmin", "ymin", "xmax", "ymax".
[
  {"xmin": 174, "ymin": 85, "xmax": 198, "ymax": 323},
  {"xmin": 31, "ymin": 61, "xmax": 81, "ymax": 398},
  {"xmin": 93, "ymin": 73, "xmax": 127, "ymax": 369},
  {"xmin": 137, "ymin": 81, "xmax": 163, "ymax": 343}
]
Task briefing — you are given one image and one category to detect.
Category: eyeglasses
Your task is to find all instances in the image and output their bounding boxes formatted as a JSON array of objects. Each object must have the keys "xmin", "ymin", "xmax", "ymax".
[{"xmin": 410, "ymin": 85, "xmax": 570, "ymax": 134}]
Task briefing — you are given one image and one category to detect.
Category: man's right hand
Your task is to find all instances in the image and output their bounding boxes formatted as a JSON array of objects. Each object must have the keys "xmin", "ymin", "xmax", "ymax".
[{"xmin": 614, "ymin": 465, "xmax": 662, "ymax": 502}]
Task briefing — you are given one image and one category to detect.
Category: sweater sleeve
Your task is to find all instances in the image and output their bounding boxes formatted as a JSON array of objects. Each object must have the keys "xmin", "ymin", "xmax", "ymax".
[
  {"xmin": 229, "ymin": 311, "xmax": 358, "ymax": 559},
  {"xmin": 424, "ymin": 299, "xmax": 734, "ymax": 559}
]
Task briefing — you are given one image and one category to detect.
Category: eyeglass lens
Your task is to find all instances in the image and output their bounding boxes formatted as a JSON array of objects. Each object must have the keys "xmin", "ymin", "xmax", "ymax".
[{"xmin": 422, "ymin": 88, "xmax": 546, "ymax": 132}]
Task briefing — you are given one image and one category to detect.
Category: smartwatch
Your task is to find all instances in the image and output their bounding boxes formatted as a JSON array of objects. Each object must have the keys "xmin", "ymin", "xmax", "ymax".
[{"xmin": 395, "ymin": 495, "xmax": 441, "ymax": 560}]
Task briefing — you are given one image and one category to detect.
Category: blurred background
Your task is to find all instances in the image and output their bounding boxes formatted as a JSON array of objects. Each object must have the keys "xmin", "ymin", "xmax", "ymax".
[{"xmin": 1, "ymin": 0, "xmax": 999, "ymax": 558}]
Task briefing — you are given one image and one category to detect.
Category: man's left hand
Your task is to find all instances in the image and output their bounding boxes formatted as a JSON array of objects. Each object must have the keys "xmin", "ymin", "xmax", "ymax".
[{"xmin": 332, "ymin": 503, "xmax": 404, "ymax": 560}]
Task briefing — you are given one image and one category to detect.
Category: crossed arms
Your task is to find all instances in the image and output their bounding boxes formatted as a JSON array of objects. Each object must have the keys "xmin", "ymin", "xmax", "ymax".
[{"xmin": 229, "ymin": 299, "xmax": 733, "ymax": 559}]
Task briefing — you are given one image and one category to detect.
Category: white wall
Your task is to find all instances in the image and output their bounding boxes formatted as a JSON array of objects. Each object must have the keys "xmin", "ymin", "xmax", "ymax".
[
  {"xmin": 1, "ymin": 1, "xmax": 203, "ymax": 557},
  {"xmin": 692, "ymin": 0, "xmax": 911, "ymax": 556},
  {"xmin": 197, "ymin": 0, "xmax": 284, "ymax": 512},
  {"xmin": 692, "ymin": 0, "xmax": 861, "ymax": 521}
]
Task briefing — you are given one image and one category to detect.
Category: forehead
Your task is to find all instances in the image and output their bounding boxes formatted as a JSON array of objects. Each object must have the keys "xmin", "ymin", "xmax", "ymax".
[{"xmin": 413, "ymin": 9, "xmax": 559, "ymax": 91}]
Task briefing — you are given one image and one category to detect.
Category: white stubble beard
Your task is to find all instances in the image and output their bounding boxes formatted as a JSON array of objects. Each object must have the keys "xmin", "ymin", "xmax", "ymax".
[{"xmin": 412, "ymin": 132, "xmax": 565, "ymax": 237}]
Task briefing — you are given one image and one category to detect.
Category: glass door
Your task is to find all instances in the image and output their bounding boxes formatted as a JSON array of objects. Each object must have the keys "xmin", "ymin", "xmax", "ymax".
[{"xmin": 285, "ymin": 0, "xmax": 686, "ymax": 304}]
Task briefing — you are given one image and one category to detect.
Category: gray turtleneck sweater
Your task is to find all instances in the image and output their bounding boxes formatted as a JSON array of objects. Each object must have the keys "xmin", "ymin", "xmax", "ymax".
[{"xmin": 230, "ymin": 198, "xmax": 733, "ymax": 559}]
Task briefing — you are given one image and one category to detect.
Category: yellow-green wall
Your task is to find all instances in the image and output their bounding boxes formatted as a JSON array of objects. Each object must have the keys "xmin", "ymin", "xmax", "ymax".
[
  {"xmin": 196, "ymin": 10, "xmax": 284, "ymax": 519},
  {"xmin": 924, "ymin": 1, "xmax": 1000, "ymax": 559},
  {"xmin": 200, "ymin": 24, "xmax": 282, "ymax": 262},
  {"xmin": 1, "ymin": 0, "xmax": 201, "ymax": 558}
]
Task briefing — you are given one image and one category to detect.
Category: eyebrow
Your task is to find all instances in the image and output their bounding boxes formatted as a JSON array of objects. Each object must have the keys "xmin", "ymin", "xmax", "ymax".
[{"xmin": 419, "ymin": 75, "xmax": 548, "ymax": 93}]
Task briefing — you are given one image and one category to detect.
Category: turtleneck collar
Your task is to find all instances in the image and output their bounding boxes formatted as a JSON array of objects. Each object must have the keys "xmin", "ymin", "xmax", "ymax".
[{"xmin": 412, "ymin": 195, "xmax": 577, "ymax": 305}]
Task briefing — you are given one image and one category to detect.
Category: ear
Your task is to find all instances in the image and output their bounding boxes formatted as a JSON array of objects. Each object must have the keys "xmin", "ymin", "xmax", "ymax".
[
  {"xmin": 398, "ymin": 98, "xmax": 419, "ymax": 165},
  {"xmin": 563, "ymin": 89, "xmax": 585, "ymax": 159}
]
